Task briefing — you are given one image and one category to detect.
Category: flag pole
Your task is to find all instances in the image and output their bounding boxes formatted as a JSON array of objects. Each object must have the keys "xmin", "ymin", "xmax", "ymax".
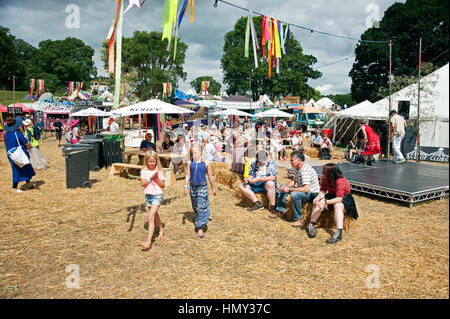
[
  {"xmin": 387, "ymin": 40, "xmax": 392, "ymax": 159},
  {"xmin": 416, "ymin": 37, "xmax": 422, "ymax": 162}
]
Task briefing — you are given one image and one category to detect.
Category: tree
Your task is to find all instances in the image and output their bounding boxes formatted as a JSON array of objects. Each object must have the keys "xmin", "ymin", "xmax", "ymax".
[
  {"xmin": 0, "ymin": 26, "xmax": 25, "ymax": 90},
  {"xmin": 325, "ymin": 94, "xmax": 357, "ymax": 107},
  {"xmin": 26, "ymin": 37, "xmax": 96, "ymax": 93},
  {"xmin": 350, "ymin": 0, "xmax": 449, "ymax": 103},
  {"xmin": 221, "ymin": 16, "xmax": 321, "ymax": 101},
  {"xmin": 101, "ymin": 31, "xmax": 188, "ymax": 100},
  {"xmin": 190, "ymin": 76, "xmax": 221, "ymax": 95}
]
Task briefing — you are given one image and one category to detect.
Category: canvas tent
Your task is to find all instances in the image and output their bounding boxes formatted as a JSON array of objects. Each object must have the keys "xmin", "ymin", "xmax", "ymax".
[
  {"xmin": 306, "ymin": 98, "xmax": 318, "ymax": 107},
  {"xmin": 316, "ymin": 97, "xmax": 334, "ymax": 109}
]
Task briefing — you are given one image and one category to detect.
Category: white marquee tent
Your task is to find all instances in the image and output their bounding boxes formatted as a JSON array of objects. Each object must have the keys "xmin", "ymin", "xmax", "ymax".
[
  {"xmin": 306, "ymin": 98, "xmax": 318, "ymax": 107},
  {"xmin": 316, "ymin": 97, "xmax": 334, "ymax": 109}
]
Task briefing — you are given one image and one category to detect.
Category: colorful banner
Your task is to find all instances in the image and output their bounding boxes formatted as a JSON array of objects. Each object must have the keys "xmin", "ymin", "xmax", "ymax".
[
  {"xmin": 201, "ymin": 81, "xmax": 210, "ymax": 96},
  {"xmin": 163, "ymin": 82, "xmax": 172, "ymax": 100},
  {"xmin": 29, "ymin": 79, "xmax": 35, "ymax": 98},
  {"xmin": 161, "ymin": 0, "xmax": 178, "ymax": 44},
  {"xmin": 245, "ymin": 10, "xmax": 250, "ymax": 58},
  {"xmin": 106, "ymin": 0, "xmax": 122, "ymax": 74}
]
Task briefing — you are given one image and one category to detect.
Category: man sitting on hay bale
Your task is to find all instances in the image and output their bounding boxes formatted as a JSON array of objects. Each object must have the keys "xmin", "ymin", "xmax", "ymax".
[
  {"xmin": 271, "ymin": 150, "xmax": 320, "ymax": 227},
  {"xmin": 239, "ymin": 150, "xmax": 278, "ymax": 213}
]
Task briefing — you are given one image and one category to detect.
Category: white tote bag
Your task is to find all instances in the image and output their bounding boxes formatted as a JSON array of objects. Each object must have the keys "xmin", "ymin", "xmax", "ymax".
[{"xmin": 7, "ymin": 132, "xmax": 31, "ymax": 168}]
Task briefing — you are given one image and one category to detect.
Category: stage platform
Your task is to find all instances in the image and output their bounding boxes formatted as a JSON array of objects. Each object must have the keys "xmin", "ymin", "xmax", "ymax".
[{"xmin": 312, "ymin": 160, "xmax": 449, "ymax": 208}]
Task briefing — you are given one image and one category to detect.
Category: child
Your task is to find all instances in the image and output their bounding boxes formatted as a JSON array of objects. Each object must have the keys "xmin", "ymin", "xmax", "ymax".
[
  {"xmin": 345, "ymin": 138, "xmax": 357, "ymax": 161},
  {"xmin": 140, "ymin": 151, "xmax": 166, "ymax": 250},
  {"xmin": 184, "ymin": 144, "xmax": 217, "ymax": 239}
]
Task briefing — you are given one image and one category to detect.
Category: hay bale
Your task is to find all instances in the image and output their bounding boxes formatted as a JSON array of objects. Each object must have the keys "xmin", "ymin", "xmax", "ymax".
[
  {"xmin": 214, "ymin": 165, "xmax": 352, "ymax": 231},
  {"xmin": 210, "ymin": 161, "xmax": 231, "ymax": 174},
  {"xmin": 306, "ymin": 148, "xmax": 320, "ymax": 158},
  {"xmin": 302, "ymin": 204, "xmax": 353, "ymax": 231},
  {"xmin": 215, "ymin": 168, "xmax": 241, "ymax": 190}
]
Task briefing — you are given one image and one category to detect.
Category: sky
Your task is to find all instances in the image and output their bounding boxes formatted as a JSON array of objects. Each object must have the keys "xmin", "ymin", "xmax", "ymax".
[{"xmin": 0, "ymin": 0, "xmax": 404, "ymax": 96}]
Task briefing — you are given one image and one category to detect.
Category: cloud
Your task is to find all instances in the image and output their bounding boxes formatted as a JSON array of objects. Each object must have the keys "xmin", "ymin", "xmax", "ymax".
[{"xmin": 0, "ymin": 0, "xmax": 404, "ymax": 95}]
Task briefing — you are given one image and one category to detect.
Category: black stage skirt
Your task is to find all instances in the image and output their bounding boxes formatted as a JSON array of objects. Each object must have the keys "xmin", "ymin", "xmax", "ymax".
[{"xmin": 325, "ymin": 193, "xmax": 359, "ymax": 220}]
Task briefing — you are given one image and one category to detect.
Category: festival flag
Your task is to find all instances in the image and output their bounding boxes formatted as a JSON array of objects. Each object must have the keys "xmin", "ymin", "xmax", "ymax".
[
  {"xmin": 29, "ymin": 79, "xmax": 35, "ymax": 98},
  {"xmin": 163, "ymin": 82, "xmax": 172, "ymax": 100},
  {"xmin": 245, "ymin": 10, "xmax": 250, "ymax": 58},
  {"xmin": 106, "ymin": 0, "xmax": 122, "ymax": 74},
  {"xmin": 249, "ymin": 11, "xmax": 259, "ymax": 68},
  {"xmin": 123, "ymin": 0, "xmax": 141, "ymax": 14},
  {"xmin": 113, "ymin": 0, "xmax": 124, "ymax": 109},
  {"xmin": 285, "ymin": 24, "xmax": 290, "ymax": 55},
  {"xmin": 201, "ymin": 81, "xmax": 210, "ymax": 96},
  {"xmin": 161, "ymin": 0, "xmax": 178, "ymax": 45}
]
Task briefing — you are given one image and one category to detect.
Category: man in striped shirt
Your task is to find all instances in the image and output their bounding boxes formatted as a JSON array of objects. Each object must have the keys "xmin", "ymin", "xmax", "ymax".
[{"xmin": 271, "ymin": 150, "xmax": 320, "ymax": 227}]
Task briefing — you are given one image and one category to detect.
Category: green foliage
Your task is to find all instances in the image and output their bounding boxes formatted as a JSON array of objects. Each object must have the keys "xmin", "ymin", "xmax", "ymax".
[
  {"xmin": 27, "ymin": 37, "xmax": 97, "ymax": 93},
  {"xmin": 189, "ymin": 76, "xmax": 221, "ymax": 95},
  {"xmin": 0, "ymin": 26, "xmax": 25, "ymax": 90},
  {"xmin": 0, "ymin": 26, "xmax": 97, "ymax": 93},
  {"xmin": 324, "ymin": 94, "xmax": 356, "ymax": 107},
  {"xmin": 221, "ymin": 16, "xmax": 321, "ymax": 101},
  {"xmin": 350, "ymin": 0, "xmax": 449, "ymax": 103},
  {"xmin": 101, "ymin": 31, "xmax": 188, "ymax": 100}
]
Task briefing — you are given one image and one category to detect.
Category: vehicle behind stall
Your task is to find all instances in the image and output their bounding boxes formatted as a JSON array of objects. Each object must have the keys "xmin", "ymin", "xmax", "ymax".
[{"xmin": 293, "ymin": 106, "xmax": 325, "ymax": 132}]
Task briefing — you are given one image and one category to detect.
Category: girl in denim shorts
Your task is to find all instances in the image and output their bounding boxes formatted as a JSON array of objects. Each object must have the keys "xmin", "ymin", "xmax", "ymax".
[{"xmin": 140, "ymin": 151, "xmax": 166, "ymax": 250}]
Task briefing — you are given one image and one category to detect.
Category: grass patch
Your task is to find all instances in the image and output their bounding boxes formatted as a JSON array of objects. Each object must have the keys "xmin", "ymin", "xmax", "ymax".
[{"xmin": 0, "ymin": 90, "xmax": 29, "ymax": 106}]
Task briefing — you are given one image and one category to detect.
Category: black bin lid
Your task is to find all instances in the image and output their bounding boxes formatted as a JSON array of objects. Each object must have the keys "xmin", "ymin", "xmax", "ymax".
[{"xmin": 61, "ymin": 144, "xmax": 93, "ymax": 156}]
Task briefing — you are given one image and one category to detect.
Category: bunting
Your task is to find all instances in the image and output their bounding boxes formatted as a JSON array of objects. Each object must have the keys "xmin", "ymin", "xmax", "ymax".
[
  {"xmin": 248, "ymin": 14, "xmax": 291, "ymax": 77},
  {"xmin": 172, "ymin": 0, "xmax": 194, "ymax": 61}
]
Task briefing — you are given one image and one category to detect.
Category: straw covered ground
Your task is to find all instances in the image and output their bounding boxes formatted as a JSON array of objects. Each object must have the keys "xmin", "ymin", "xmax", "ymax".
[{"xmin": 0, "ymin": 138, "xmax": 448, "ymax": 299}]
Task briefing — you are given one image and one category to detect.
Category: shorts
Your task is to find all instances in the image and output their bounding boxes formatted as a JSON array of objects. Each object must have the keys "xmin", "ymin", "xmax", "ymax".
[
  {"xmin": 249, "ymin": 181, "xmax": 267, "ymax": 194},
  {"xmin": 145, "ymin": 194, "xmax": 163, "ymax": 207},
  {"xmin": 56, "ymin": 131, "xmax": 62, "ymax": 140}
]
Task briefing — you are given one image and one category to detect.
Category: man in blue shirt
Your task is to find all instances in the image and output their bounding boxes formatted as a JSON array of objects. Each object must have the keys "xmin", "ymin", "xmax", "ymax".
[
  {"xmin": 311, "ymin": 129, "xmax": 322, "ymax": 148},
  {"xmin": 140, "ymin": 132, "xmax": 156, "ymax": 152},
  {"xmin": 35, "ymin": 118, "xmax": 44, "ymax": 140}
]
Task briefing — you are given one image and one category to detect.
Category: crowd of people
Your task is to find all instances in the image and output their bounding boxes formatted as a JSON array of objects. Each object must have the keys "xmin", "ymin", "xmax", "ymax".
[
  {"xmin": 4, "ymin": 114, "xmax": 382, "ymax": 249},
  {"xmin": 132, "ymin": 118, "xmax": 362, "ymax": 247}
]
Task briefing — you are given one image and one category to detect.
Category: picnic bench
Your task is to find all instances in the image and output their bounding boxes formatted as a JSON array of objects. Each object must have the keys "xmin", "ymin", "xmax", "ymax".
[
  {"xmin": 108, "ymin": 163, "xmax": 175, "ymax": 187},
  {"xmin": 108, "ymin": 163, "xmax": 142, "ymax": 180}
]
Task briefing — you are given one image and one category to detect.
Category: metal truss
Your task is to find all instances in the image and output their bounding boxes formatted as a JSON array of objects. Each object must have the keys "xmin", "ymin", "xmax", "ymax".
[
  {"xmin": 349, "ymin": 182, "xmax": 449, "ymax": 208},
  {"xmin": 317, "ymin": 175, "xmax": 449, "ymax": 208}
]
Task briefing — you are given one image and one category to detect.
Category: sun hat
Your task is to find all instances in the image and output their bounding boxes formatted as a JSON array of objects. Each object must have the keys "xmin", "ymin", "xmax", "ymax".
[
  {"xmin": 4, "ymin": 116, "xmax": 23, "ymax": 132},
  {"xmin": 23, "ymin": 119, "xmax": 33, "ymax": 126},
  {"xmin": 210, "ymin": 136, "xmax": 218, "ymax": 144}
]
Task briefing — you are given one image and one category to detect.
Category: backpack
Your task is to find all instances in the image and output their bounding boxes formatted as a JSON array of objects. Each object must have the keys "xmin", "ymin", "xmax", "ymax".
[{"xmin": 33, "ymin": 126, "xmax": 41, "ymax": 140}]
